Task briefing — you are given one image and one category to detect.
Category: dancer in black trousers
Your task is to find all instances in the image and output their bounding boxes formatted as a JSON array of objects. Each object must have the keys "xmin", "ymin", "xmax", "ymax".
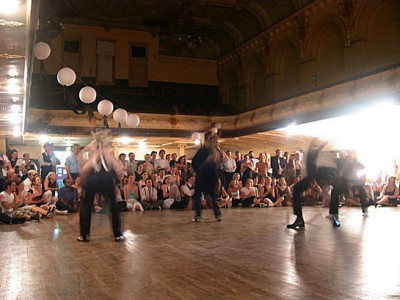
[
  {"xmin": 77, "ymin": 131, "xmax": 124, "ymax": 242},
  {"xmin": 191, "ymin": 131, "xmax": 222, "ymax": 222}
]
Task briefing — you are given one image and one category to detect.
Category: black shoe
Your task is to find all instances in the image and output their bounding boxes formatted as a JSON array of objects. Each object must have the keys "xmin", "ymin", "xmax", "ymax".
[
  {"xmin": 216, "ymin": 215, "xmax": 222, "ymax": 222},
  {"xmin": 287, "ymin": 218, "xmax": 305, "ymax": 229},
  {"xmin": 11, "ymin": 217, "xmax": 26, "ymax": 224},
  {"xmin": 115, "ymin": 235, "xmax": 125, "ymax": 242},
  {"xmin": 191, "ymin": 215, "xmax": 201, "ymax": 222},
  {"xmin": 77, "ymin": 235, "xmax": 90, "ymax": 242}
]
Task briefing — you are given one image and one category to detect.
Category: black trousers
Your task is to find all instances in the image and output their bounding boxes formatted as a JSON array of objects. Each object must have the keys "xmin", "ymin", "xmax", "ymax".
[
  {"xmin": 79, "ymin": 170, "xmax": 122, "ymax": 238},
  {"xmin": 193, "ymin": 187, "xmax": 221, "ymax": 218},
  {"xmin": 292, "ymin": 178, "xmax": 312, "ymax": 219},
  {"xmin": 0, "ymin": 211, "xmax": 12, "ymax": 224}
]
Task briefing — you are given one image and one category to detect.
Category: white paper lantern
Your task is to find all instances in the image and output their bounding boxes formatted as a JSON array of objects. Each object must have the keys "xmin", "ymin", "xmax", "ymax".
[
  {"xmin": 210, "ymin": 127, "xmax": 218, "ymax": 135},
  {"xmin": 97, "ymin": 100, "xmax": 114, "ymax": 116},
  {"xmin": 126, "ymin": 114, "xmax": 140, "ymax": 128},
  {"xmin": 33, "ymin": 42, "xmax": 51, "ymax": 60},
  {"xmin": 215, "ymin": 123, "xmax": 222, "ymax": 129},
  {"xmin": 79, "ymin": 86, "xmax": 97, "ymax": 104},
  {"xmin": 57, "ymin": 67, "xmax": 76, "ymax": 86},
  {"xmin": 113, "ymin": 108, "xmax": 128, "ymax": 124},
  {"xmin": 191, "ymin": 132, "xmax": 201, "ymax": 141}
]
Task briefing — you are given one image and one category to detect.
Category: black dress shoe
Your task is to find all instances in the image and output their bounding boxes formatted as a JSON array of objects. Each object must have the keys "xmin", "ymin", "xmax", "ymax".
[
  {"xmin": 287, "ymin": 218, "xmax": 305, "ymax": 229},
  {"xmin": 77, "ymin": 236, "xmax": 90, "ymax": 242},
  {"xmin": 216, "ymin": 215, "xmax": 222, "ymax": 222},
  {"xmin": 191, "ymin": 215, "xmax": 201, "ymax": 222}
]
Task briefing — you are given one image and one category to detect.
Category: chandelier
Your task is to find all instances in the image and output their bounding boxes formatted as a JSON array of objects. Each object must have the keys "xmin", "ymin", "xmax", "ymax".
[{"xmin": 179, "ymin": 12, "xmax": 202, "ymax": 51}]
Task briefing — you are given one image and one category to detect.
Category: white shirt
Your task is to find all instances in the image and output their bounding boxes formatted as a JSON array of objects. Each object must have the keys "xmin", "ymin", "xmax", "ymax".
[
  {"xmin": 154, "ymin": 158, "xmax": 170, "ymax": 172},
  {"xmin": 0, "ymin": 191, "xmax": 14, "ymax": 216},
  {"xmin": 181, "ymin": 184, "xmax": 195, "ymax": 197},
  {"xmin": 223, "ymin": 158, "xmax": 237, "ymax": 173},
  {"xmin": 140, "ymin": 187, "xmax": 157, "ymax": 202}
]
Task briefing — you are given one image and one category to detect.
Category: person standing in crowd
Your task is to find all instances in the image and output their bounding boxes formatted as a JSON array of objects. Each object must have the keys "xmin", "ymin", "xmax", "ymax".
[
  {"xmin": 271, "ymin": 148, "xmax": 286, "ymax": 178},
  {"xmin": 150, "ymin": 151, "xmax": 157, "ymax": 164},
  {"xmin": 234, "ymin": 151, "xmax": 242, "ymax": 176},
  {"xmin": 39, "ymin": 142, "xmax": 59, "ymax": 180},
  {"xmin": 127, "ymin": 152, "xmax": 137, "ymax": 176},
  {"xmin": 169, "ymin": 153, "xmax": 178, "ymax": 168},
  {"xmin": 65, "ymin": 144, "xmax": 81, "ymax": 182},
  {"xmin": 222, "ymin": 150, "xmax": 236, "ymax": 190},
  {"xmin": 19, "ymin": 153, "xmax": 38, "ymax": 177},
  {"xmin": 154, "ymin": 149, "xmax": 170, "ymax": 173}
]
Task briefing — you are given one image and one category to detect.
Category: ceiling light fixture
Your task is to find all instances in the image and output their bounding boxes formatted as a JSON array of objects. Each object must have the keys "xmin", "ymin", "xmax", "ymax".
[{"xmin": 179, "ymin": 11, "xmax": 202, "ymax": 51}]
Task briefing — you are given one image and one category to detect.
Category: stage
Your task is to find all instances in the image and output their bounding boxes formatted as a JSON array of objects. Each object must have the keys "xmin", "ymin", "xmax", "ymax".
[{"xmin": 1, "ymin": 206, "xmax": 399, "ymax": 299}]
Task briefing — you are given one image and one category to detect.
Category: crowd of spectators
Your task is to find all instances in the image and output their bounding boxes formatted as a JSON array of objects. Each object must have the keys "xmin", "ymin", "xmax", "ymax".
[{"xmin": 1, "ymin": 143, "xmax": 399, "ymax": 225}]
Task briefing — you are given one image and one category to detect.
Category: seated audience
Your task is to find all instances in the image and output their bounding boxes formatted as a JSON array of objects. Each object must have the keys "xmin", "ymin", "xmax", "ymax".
[
  {"xmin": 123, "ymin": 174, "xmax": 143, "ymax": 211},
  {"xmin": 257, "ymin": 176, "xmax": 274, "ymax": 206},
  {"xmin": 0, "ymin": 180, "xmax": 27, "ymax": 224},
  {"xmin": 274, "ymin": 177, "xmax": 292, "ymax": 207},
  {"xmin": 215, "ymin": 178, "xmax": 231, "ymax": 208},
  {"xmin": 375, "ymin": 176, "xmax": 399, "ymax": 207},
  {"xmin": 240, "ymin": 179, "xmax": 261, "ymax": 207},
  {"xmin": 140, "ymin": 178, "xmax": 164, "ymax": 210},
  {"xmin": 179, "ymin": 174, "xmax": 195, "ymax": 210},
  {"xmin": 56, "ymin": 178, "xmax": 78, "ymax": 213}
]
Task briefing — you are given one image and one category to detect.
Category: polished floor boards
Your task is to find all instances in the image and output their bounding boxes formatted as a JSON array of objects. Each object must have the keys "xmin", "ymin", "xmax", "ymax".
[{"xmin": 1, "ymin": 206, "xmax": 400, "ymax": 299}]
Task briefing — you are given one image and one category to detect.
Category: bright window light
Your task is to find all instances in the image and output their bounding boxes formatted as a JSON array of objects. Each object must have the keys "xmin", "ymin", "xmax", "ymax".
[
  {"xmin": 0, "ymin": 0, "xmax": 20, "ymax": 14},
  {"xmin": 39, "ymin": 135, "xmax": 48, "ymax": 144},
  {"xmin": 11, "ymin": 104, "xmax": 20, "ymax": 112},
  {"xmin": 138, "ymin": 140, "xmax": 146, "ymax": 151},
  {"xmin": 278, "ymin": 101, "xmax": 400, "ymax": 180},
  {"xmin": 119, "ymin": 137, "xmax": 130, "ymax": 145},
  {"xmin": 7, "ymin": 83, "xmax": 20, "ymax": 94}
]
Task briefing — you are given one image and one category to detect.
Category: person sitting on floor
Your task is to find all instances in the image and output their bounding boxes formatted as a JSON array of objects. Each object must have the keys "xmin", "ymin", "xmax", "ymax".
[
  {"xmin": 179, "ymin": 174, "xmax": 195, "ymax": 210},
  {"xmin": 273, "ymin": 177, "xmax": 292, "ymax": 207},
  {"xmin": 140, "ymin": 178, "xmax": 163, "ymax": 210},
  {"xmin": 257, "ymin": 176, "xmax": 274, "ymax": 207},
  {"xmin": 0, "ymin": 180, "xmax": 27, "ymax": 224},
  {"xmin": 215, "ymin": 178, "xmax": 232, "ymax": 208},
  {"xmin": 56, "ymin": 178, "xmax": 78, "ymax": 213},
  {"xmin": 375, "ymin": 175, "xmax": 399, "ymax": 207},
  {"xmin": 229, "ymin": 173, "xmax": 242, "ymax": 207},
  {"xmin": 123, "ymin": 174, "xmax": 143, "ymax": 211},
  {"xmin": 240, "ymin": 178, "xmax": 262, "ymax": 207}
]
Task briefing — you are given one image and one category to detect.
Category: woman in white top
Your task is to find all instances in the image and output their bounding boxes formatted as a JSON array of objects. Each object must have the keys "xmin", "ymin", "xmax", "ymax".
[{"xmin": 240, "ymin": 179, "xmax": 261, "ymax": 207}]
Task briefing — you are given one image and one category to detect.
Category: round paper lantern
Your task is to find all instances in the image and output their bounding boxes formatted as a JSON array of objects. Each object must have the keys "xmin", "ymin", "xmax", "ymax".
[
  {"xmin": 113, "ymin": 108, "xmax": 128, "ymax": 124},
  {"xmin": 215, "ymin": 123, "xmax": 222, "ymax": 129},
  {"xmin": 210, "ymin": 127, "xmax": 218, "ymax": 135},
  {"xmin": 126, "ymin": 114, "xmax": 140, "ymax": 128},
  {"xmin": 79, "ymin": 86, "xmax": 97, "ymax": 104},
  {"xmin": 57, "ymin": 67, "xmax": 76, "ymax": 86},
  {"xmin": 97, "ymin": 100, "xmax": 114, "ymax": 116},
  {"xmin": 191, "ymin": 132, "xmax": 201, "ymax": 141},
  {"xmin": 33, "ymin": 42, "xmax": 51, "ymax": 60}
]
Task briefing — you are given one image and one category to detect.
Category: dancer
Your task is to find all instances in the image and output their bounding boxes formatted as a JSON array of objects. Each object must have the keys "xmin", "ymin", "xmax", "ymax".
[
  {"xmin": 287, "ymin": 141, "xmax": 330, "ymax": 229},
  {"xmin": 77, "ymin": 130, "xmax": 125, "ymax": 242},
  {"xmin": 191, "ymin": 130, "xmax": 222, "ymax": 222}
]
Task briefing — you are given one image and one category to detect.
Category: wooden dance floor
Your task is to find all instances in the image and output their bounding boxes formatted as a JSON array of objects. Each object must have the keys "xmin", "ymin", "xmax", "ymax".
[{"xmin": 1, "ymin": 206, "xmax": 400, "ymax": 299}]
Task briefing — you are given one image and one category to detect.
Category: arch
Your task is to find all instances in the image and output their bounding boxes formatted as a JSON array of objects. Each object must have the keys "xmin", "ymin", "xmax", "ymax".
[
  {"xmin": 223, "ymin": 70, "xmax": 241, "ymax": 109},
  {"xmin": 244, "ymin": 53, "xmax": 267, "ymax": 106},
  {"xmin": 273, "ymin": 37, "xmax": 300, "ymax": 98},
  {"xmin": 309, "ymin": 15, "xmax": 346, "ymax": 83},
  {"xmin": 358, "ymin": 0, "xmax": 400, "ymax": 66}
]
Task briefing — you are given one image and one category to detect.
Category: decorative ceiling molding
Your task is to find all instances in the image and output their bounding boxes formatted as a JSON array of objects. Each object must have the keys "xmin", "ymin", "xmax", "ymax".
[{"xmin": 25, "ymin": 66, "xmax": 400, "ymax": 138}]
